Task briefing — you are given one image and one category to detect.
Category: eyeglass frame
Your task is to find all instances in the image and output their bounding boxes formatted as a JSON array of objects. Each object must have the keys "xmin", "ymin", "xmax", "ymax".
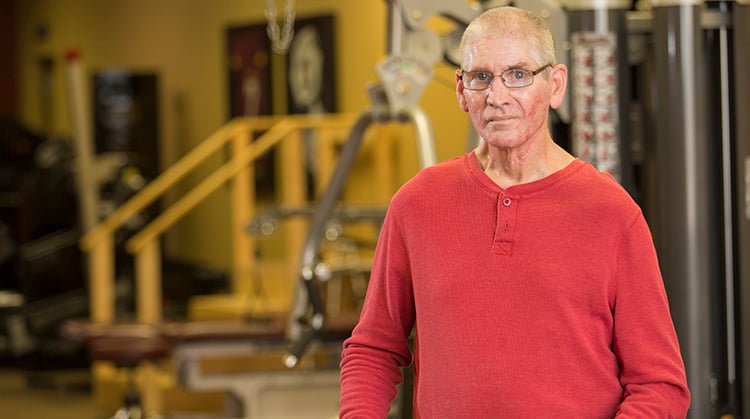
[{"xmin": 457, "ymin": 63, "xmax": 553, "ymax": 90}]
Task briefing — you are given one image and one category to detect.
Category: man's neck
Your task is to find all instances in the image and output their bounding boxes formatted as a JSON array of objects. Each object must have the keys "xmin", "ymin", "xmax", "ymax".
[{"xmin": 474, "ymin": 139, "xmax": 574, "ymax": 189}]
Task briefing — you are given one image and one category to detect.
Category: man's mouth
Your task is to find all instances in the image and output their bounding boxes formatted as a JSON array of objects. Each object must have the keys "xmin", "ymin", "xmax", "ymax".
[{"xmin": 486, "ymin": 115, "xmax": 514, "ymax": 123}]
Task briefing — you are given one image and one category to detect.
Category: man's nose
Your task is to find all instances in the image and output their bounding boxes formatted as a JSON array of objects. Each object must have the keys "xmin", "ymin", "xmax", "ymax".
[{"xmin": 486, "ymin": 77, "xmax": 512, "ymax": 105}]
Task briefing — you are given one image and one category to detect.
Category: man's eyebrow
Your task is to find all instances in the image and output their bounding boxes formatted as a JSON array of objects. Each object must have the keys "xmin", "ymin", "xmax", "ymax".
[
  {"xmin": 504, "ymin": 62, "xmax": 533, "ymax": 70},
  {"xmin": 467, "ymin": 62, "xmax": 533, "ymax": 72}
]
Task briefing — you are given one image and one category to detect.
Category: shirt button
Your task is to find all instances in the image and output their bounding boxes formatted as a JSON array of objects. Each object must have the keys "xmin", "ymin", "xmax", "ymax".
[{"xmin": 502, "ymin": 197, "xmax": 512, "ymax": 207}]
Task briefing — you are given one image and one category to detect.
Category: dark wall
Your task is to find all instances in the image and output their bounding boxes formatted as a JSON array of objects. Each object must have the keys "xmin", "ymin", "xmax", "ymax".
[{"xmin": 0, "ymin": 0, "xmax": 18, "ymax": 117}]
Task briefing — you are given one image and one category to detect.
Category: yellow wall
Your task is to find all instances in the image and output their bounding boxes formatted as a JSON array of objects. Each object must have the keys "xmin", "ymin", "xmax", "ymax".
[{"xmin": 15, "ymin": 0, "xmax": 470, "ymax": 273}]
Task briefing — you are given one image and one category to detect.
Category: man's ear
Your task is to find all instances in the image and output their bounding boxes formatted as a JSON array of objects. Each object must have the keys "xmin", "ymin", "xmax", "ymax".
[
  {"xmin": 456, "ymin": 71, "xmax": 469, "ymax": 112},
  {"xmin": 548, "ymin": 64, "xmax": 568, "ymax": 110}
]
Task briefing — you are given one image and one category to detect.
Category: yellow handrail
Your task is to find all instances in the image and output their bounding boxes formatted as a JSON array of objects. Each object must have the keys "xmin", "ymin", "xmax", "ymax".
[
  {"xmin": 80, "ymin": 115, "xmax": 280, "ymax": 251},
  {"xmin": 82, "ymin": 113, "xmax": 359, "ymax": 323},
  {"xmin": 125, "ymin": 113, "xmax": 358, "ymax": 253},
  {"xmin": 125, "ymin": 118, "xmax": 291, "ymax": 253}
]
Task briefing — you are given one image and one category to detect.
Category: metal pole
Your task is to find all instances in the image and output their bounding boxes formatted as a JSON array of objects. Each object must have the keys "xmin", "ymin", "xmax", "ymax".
[
  {"xmin": 715, "ymin": 1, "xmax": 738, "ymax": 411},
  {"xmin": 64, "ymin": 50, "xmax": 99, "ymax": 232},
  {"xmin": 400, "ymin": 106, "xmax": 437, "ymax": 168},
  {"xmin": 387, "ymin": 0, "xmax": 404, "ymax": 55},
  {"xmin": 732, "ymin": 1, "xmax": 750, "ymax": 416},
  {"xmin": 285, "ymin": 111, "xmax": 375, "ymax": 367},
  {"xmin": 651, "ymin": 1, "xmax": 718, "ymax": 417}
]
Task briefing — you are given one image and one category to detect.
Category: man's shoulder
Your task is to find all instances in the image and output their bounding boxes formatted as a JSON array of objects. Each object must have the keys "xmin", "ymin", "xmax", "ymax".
[
  {"xmin": 401, "ymin": 155, "xmax": 466, "ymax": 190},
  {"xmin": 389, "ymin": 155, "xmax": 468, "ymax": 207},
  {"xmin": 570, "ymin": 161, "xmax": 642, "ymax": 217}
]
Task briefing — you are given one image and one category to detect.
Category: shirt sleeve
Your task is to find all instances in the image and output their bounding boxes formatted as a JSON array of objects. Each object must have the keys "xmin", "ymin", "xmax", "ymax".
[
  {"xmin": 339, "ymin": 205, "xmax": 416, "ymax": 418},
  {"xmin": 612, "ymin": 213, "xmax": 691, "ymax": 417}
]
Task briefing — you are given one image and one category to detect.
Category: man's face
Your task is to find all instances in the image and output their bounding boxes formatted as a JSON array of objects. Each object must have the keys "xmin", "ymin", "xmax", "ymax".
[{"xmin": 456, "ymin": 34, "xmax": 564, "ymax": 151}]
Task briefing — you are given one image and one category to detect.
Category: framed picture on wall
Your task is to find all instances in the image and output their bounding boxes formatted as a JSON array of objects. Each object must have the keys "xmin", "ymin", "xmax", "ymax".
[
  {"xmin": 227, "ymin": 23, "xmax": 272, "ymax": 118},
  {"xmin": 285, "ymin": 15, "xmax": 337, "ymax": 198},
  {"xmin": 226, "ymin": 22, "xmax": 274, "ymax": 198},
  {"xmin": 286, "ymin": 14, "xmax": 337, "ymax": 115}
]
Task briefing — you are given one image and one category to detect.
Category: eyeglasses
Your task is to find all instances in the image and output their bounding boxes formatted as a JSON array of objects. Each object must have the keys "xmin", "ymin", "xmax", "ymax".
[{"xmin": 458, "ymin": 64, "xmax": 552, "ymax": 90}]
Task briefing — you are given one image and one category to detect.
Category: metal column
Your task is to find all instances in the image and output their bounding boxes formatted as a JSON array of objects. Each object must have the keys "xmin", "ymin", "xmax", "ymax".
[
  {"xmin": 707, "ymin": 1, "xmax": 742, "ymax": 413},
  {"xmin": 651, "ymin": 1, "xmax": 721, "ymax": 417},
  {"xmin": 734, "ymin": 1, "xmax": 750, "ymax": 415},
  {"xmin": 566, "ymin": 0, "xmax": 638, "ymax": 197}
]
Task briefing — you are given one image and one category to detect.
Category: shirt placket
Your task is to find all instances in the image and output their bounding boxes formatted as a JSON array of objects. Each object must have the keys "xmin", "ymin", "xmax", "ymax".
[{"xmin": 492, "ymin": 193, "xmax": 518, "ymax": 255}]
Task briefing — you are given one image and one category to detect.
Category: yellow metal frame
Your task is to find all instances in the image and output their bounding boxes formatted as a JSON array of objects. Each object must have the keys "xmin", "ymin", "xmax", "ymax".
[
  {"xmin": 78, "ymin": 113, "xmax": 391, "ymax": 413},
  {"xmin": 80, "ymin": 113, "xmax": 361, "ymax": 325}
]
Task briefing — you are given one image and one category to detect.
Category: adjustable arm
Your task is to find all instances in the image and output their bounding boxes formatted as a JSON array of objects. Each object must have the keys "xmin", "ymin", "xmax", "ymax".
[
  {"xmin": 284, "ymin": 111, "xmax": 376, "ymax": 367},
  {"xmin": 283, "ymin": 0, "xmax": 474, "ymax": 367}
]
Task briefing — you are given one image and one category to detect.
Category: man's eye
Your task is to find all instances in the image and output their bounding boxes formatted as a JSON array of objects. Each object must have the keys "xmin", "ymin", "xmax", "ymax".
[
  {"xmin": 511, "ymin": 70, "xmax": 527, "ymax": 80},
  {"xmin": 475, "ymin": 72, "xmax": 491, "ymax": 81}
]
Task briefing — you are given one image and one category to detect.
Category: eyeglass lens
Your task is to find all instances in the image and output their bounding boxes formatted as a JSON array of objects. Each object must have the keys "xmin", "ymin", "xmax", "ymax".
[{"xmin": 461, "ymin": 65, "xmax": 550, "ymax": 90}]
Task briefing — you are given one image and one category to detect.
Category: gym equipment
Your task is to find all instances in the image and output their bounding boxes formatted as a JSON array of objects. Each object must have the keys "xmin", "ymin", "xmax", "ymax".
[
  {"xmin": 561, "ymin": 0, "xmax": 750, "ymax": 416},
  {"xmin": 63, "ymin": 320, "xmax": 169, "ymax": 419},
  {"xmin": 282, "ymin": 0, "xmax": 490, "ymax": 369},
  {"xmin": 164, "ymin": 318, "xmax": 342, "ymax": 419},
  {"xmin": 624, "ymin": 1, "xmax": 748, "ymax": 416}
]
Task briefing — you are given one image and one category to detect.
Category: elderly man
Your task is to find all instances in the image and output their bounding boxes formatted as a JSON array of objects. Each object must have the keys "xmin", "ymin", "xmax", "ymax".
[{"xmin": 339, "ymin": 6, "xmax": 690, "ymax": 418}]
